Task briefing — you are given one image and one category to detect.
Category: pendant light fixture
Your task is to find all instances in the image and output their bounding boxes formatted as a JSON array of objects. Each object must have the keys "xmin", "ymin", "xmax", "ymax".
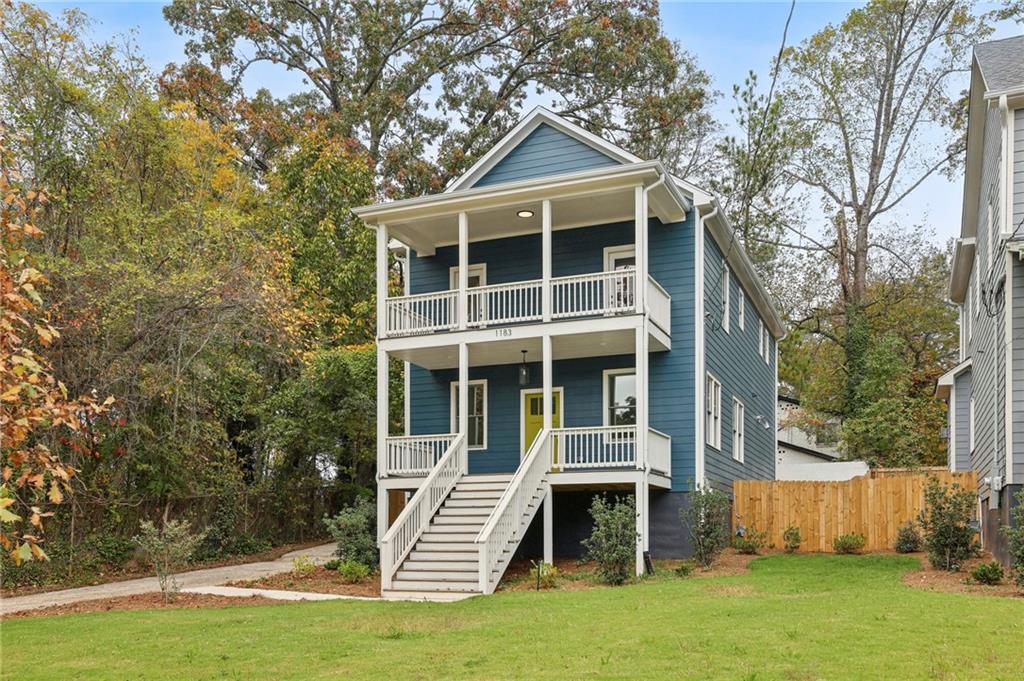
[{"xmin": 518, "ymin": 350, "xmax": 529, "ymax": 386}]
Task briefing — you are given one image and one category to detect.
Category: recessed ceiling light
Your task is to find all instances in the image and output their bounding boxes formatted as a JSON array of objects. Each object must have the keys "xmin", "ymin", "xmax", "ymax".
[{"xmin": 516, "ymin": 209, "xmax": 534, "ymax": 218}]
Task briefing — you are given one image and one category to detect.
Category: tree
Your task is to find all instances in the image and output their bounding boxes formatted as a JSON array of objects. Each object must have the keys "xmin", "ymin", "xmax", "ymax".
[
  {"xmin": 163, "ymin": 0, "xmax": 714, "ymax": 196},
  {"xmin": 780, "ymin": 1, "xmax": 987, "ymax": 409},
  {"xmin": 0, "ymin": 127, "xmax": 112, "ymax": 563}
]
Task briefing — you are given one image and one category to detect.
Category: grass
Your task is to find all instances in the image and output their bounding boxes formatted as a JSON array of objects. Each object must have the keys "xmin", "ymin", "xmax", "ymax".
[{"xmin": 3, "ymin": 555, "xmax": 1022, "ymax": 680}]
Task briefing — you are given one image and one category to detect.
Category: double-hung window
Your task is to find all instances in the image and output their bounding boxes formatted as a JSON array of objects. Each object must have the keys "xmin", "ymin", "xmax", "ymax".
[
  {"xmin": 604, "ymin": 369, "xmax": 637, "ymax": 426},
  {"xmin": 705, "ymin": 373, "xmax": 722, "ymax": 449},
  {"xmin": 732, "ymin": 398, "xmax": 745, "ymax": 463},
  {"xmin": 737, "ymin": 287, "xmax": 746, "ymax": 331},
  {"xmin": 450, "ymin": 379, "xmax": 487, "ymax": 449},
  {"xmin": 720, "ymin": 266, "xmax": 731, "ymax": 333},
  {"xmin": 759, "ymin": 320, "xmax": 771, "ymax": 364}
]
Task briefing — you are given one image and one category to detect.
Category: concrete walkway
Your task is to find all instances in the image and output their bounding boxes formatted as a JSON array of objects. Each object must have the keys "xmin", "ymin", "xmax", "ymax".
[
  {"xmin": 1, "ymin": 543, "xmax": 337, "ymax": 616},
  {"xmin": 182, "ymin": 585, "xmax": 377, "ymax": 602}
]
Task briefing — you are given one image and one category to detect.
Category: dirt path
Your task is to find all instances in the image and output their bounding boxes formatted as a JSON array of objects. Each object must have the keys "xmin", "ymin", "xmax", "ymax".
[{"xmin": 0, "ymin": 543, "xmax": 336, "ymax": 616}]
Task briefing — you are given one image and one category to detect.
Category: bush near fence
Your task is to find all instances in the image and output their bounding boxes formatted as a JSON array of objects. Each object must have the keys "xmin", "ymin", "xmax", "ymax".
[
  {"xmin": 733, "ymin": 468, "xmax": 977, "ymax": 553},
  {"xmin": 0, "ymin": 484, "xmax": 353, "ymax": 589}
]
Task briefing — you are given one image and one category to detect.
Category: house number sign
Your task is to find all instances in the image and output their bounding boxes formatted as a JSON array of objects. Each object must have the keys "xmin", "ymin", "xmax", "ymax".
[{"xmin": 494, "ymin": 327, "xmax": 512, "ymax": 338}]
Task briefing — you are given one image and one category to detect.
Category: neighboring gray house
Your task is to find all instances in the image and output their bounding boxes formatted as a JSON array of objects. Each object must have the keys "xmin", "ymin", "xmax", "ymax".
[{"xmin": 942, "ymin": 35, "xmax": 1024, "ymax": 565}]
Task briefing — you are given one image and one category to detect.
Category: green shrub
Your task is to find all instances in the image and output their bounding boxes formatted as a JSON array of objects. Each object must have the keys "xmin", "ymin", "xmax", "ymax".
[
  {"xmin": 83, "ymin": 533, "xmax": 137, "ymax": 568},
  {"xmin": 680, "ymin": 485, "xmax": 731, "ymax": 568},
  {"xmin": 323, "ymin": 497, "xmax": 378, "ymax": 569},
  {"xmin": 674, "ymin": 560, "xmax": 696, "ymax": 578},
  {"xmin": 581, "ymin": 495, "xmax": 637, "ymax": 585},
  {"xmin": 323, "ymin": 558, "xmax": 341, "ymax": 571},
  {"xmin": 918, "ymin": 478, "xmax": 979, "ymax": 571},
  {"xmin": 530, "ymin": 561, "xmax": 559, "ymax": 589},
  {"xmin": 894, "ymin": 522, "xmax": 922, "ymax": 553},
  {"xmin": 1001, "ymin": 488, "xmax": 1024, "ymax": 587},
  {"xmin": 970, "ymin": 561, "xmax": 1004, "ymax": 586},
  {"xmin": 133, "ymin": 520, "xmax": 207, "ymax": 601},
  {"xmin": 291, "ymin": 555, "xmax": 316, "ymax": 575},
  {"xmin": 833, "ymin": 533, "xmax": 866, "ymax": 555},
  {"xmin": 337, "ymin": 559, "xmax": 370, "ymax": 584},
  {"xmin": 734, "ymin": 529, "xmax": 768, "ymax": 555},
  {"xmin": 783, "ymin": 526, "xmax": 801, "ymax": 554}
]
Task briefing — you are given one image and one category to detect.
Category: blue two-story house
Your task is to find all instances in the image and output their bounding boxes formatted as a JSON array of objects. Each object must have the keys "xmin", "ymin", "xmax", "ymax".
[{"xmin": 355, "ymin": 108, "xmax": 785, "ymax": 600}]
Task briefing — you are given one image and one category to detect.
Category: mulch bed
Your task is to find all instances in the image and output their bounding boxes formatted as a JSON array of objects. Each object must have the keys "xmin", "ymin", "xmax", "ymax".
[
  {"xmin": 498, "ymin": 550, "xmax": 759, "ymax": 592},
  {"xmin": 5, "ymin": 592, "xmax": 288, "ymax": 620},
  {"xmin": 1, "ymin": 540, "xmax": 328, "ymax": 600},
  {"xmin": 227, "ymin": 566, "xmax": 381, "ymax": 598},
  {"xmin": 902, "ymin": 553, "xmax": 1023, "ymax": 599}
]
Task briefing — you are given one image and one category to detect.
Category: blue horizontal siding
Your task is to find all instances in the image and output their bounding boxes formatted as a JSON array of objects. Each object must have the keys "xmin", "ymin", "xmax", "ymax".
[
  {"xmin": 473, "ymin": 123, "xmax": 620, "ymax": 187},
  {"xmin": 703, "ymin": 231, "xmax": 776, "ymax": 487}
]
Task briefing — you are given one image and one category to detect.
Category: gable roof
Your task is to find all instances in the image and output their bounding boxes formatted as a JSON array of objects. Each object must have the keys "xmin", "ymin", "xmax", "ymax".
[
  {"xmin": 473, "ymin": 122, "xmax": 621, "ymax": 187},
  {"xmin": 445, "ymin": 107, "xmax": 642, "ymax": 193},
  {"xmin": 974, "ymin": 35, "xmax": 1024, "ymax": 95}
]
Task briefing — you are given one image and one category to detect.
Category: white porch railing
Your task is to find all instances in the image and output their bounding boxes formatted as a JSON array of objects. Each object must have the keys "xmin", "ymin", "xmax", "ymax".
[
  {"xmin": 379, "ymin": 433, "xmax": 467, "ymax": 591},
  {"xmin": 383, "ymin": 434, "xmax": 457, "ymax": 477},
  {"xmin": 648, "ymin": 428, "xmax": 672, "ymax": 476},
  {"xmin": 551, "ymin": 425, "xmax": 638, "ymax": 469},
  {"xmin": 646, "ymin": 275, "xmax": 671, "ymax": 334},
  {"xmin": 551, "ymin": 267, "xmax": 636, "ymax": 319},
  {"xmin": 466, "ymin": 279, "xmax": 543, "ymax": 327},
  {"xmin": 475, "ymin": 429, "xmax": 551, "ymax": 594},
  {"xmin": 382, "ymin": 268, "xmax": 650, "ymax": 337},
  {"xmin": 385, "ymin": 289, "xmax": 457, "ymax": 336}
]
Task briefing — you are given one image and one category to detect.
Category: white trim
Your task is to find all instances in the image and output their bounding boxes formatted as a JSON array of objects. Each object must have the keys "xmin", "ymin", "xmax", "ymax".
[
  {"xmin": 949, "ymin": 380, "xmax": 957, "ymax": 473},
  {"xmin": 969, "ymin": 393, "xmax": 976, "ymax": 454},
  {"xmin": 449, "ymin": 263, "xmax": 487, "ymax": 289},
  {"xmin": 695, "ymin": 210, "xmax": 707, "ymax": 485},
  {"xmin": 519, "ymin": 386, "xmax": 565, "ymax": 456},
  {"xmin": 1004, "ymin": 252, "xmax": 1013, "ymax": 484},
  {"xmin": 450, "ymin": 378, "xmax": 488, "ymax": 450},
  {"xmin": 732, "ymin": 397, "xmax": 745, "ymax": 464},
  {"xmin": 773, "ymin": 342, "xmax": 779, "ymax": 480},
  {"xmin": 602, "ymin": 367, "xmax": 636, "ymax": 427},
  {"xmin": 705, "ymin": 372, "xmax": 722, "ymax": 450},
  {"xmin": 720, "ymin": 265, "xmax": 731, "ymax": 334},
  {"xmin": 445, "ymin": 107, "xmax": 643, "ymax": 194},
  {"xmin": 603, "ymin": 244, "xmax": 637, "ymax": 272}
]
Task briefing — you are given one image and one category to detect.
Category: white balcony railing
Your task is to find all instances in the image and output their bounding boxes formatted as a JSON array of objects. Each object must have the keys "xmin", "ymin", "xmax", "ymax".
[
  {"xmin": 551, "ymin": 425, "xmax": 637, "ymax": 469},
  {"xmin": 383, "ymin": 434, "xmax": 458, "ymax": 476},
  {"xmin": 648, "ymin": 428, "xmax": 672, "ymax": 476},
  {"xmin": 379, "ymin": 433, "xmax": 467, "ymax": 591},
  {"xmin": 646, "ymin": 276, "xmax": 671, "ymax": 334},
  {"xmin": 383, "ymin": 268, "xmax": 654, "ymax": 337}
]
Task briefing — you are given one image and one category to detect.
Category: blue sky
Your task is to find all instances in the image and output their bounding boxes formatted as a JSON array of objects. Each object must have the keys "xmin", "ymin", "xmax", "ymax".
[{"xmin": 40, "ymin": 1, "xmax": 1022, "ymax": 243}]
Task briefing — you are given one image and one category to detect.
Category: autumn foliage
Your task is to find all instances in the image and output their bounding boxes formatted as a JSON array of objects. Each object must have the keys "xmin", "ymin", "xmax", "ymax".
[{"xmin": 0, "ymin": 128, "xmax": 112, "ymax": 563}]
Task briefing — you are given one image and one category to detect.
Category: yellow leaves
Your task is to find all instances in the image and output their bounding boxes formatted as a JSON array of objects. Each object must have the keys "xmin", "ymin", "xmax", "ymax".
[
  {"xmin": 0, "ymin": 497, "xmax": 20, "ymax": 523},
  {"xmin": 47, "ymin": 481, "xmax": 63, "ymax": 504}
]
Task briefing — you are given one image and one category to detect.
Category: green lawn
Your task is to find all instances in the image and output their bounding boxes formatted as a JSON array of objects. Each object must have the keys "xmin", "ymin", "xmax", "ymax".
[{"xmin": 3, "ymin": 555, "xmax": 1022, "ymax": 680}]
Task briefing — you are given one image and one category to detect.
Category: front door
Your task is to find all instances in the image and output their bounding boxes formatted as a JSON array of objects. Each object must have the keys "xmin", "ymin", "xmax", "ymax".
[
  {"xmin": 522, "ymin": 390, "xmax": 562, "ymax": 461},
  {"xmin": 605, "ymin": 247, "xmax": 636, "ymax": 310}
]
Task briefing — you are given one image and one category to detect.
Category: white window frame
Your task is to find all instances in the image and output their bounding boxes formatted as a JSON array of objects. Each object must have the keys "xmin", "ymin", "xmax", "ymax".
[
  {"xmin": 602, "ymin": 367, "xmax": 637, "ymax": 427},
  {"xmin": 449, "ymin": 263, "xmax": 487, "ymax": 290},
  {"xmin": 737, "ymin": 286, "xmax": 746, "ymax": 331},
  {"xmin": 732, "ymin": 397, "xmax": 745, "ymax": 463},
  {"xmin": 759, "ymin": 320, "xmax": 770, "ymax": 364},
  {"xmin": 603, "ymin": 244, "xmax": 636, "ymax": 272},
  {"xmin": 720, "ymin": 266, "xmax": 731, "ymax": 333},
  {"xmin": 972, "ymin": 260, "xmax": 980, "ymax": 321},
  {"xmin": 705, "ymin": 372, "xmax": 722, "ymax": 449},
  {"xmin": 450, "ymin": 379, "xmax": 488, "ymax": 450}
]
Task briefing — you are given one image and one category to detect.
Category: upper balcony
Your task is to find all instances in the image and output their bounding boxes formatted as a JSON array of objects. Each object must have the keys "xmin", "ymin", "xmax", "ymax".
[{"xmin": 355, "ymin": 161, "xmax": 689, "ymax": 347}]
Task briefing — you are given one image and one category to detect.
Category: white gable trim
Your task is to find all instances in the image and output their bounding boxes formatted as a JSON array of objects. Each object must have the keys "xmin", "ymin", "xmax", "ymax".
[{"xmin": 445, "ymin": 107, "xmax": 642, "ymax": 193}]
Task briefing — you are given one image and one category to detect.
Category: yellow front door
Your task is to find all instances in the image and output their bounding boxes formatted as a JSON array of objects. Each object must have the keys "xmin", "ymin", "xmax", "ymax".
[{"xmin": 523, "ymin": 391, "xmax": 560, "ymax": 461}]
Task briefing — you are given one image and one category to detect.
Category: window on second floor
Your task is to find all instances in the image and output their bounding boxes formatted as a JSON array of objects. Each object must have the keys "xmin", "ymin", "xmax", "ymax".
[
  {"xmin": 737, "ymin": 287, "xmax": 746, "ymax": 331},
  {"xmin": 604, "ymin": 369, "xmax": 636, "ymax": 426},
  {"xmin": 759, "ymin": 320, "xmax": 771, "ymax": 364},
  {"xmin": 720, "ymin": 266, "xmax": 731, "ymax": 333},
  {"xmin": 705, "ymin": 373, "xmax": 722, "ymax": 449}
]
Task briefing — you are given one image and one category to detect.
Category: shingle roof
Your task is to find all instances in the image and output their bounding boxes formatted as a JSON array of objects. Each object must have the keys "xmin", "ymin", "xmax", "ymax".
[{"xmin": 974, "ymin": 35, "xmax": 1024, "ymax": 93}]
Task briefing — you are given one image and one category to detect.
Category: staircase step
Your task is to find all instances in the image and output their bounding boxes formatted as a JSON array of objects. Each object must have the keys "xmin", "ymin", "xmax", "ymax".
[
  {"xmin": 381, "ymin": 590, "xmax": 477, "ymax": 602},
  {"xmin": 397, "ymin": 568, "xmax": 476, "ymax": 581},
  {"xmin": 419, "ymin": 532, "xmax": 478, "ymax": 542},
  {"xmin": 430, "ymin": 521, "xmax": 484, "ymax": 532},
  {"xmin": 437, "ymin": 506, "xmax": 492, "ymax": 517},
  {"xmin": 461, "ymin": 475, "xmax": 513, "ymax": 483},
  {"xmin": 403, "ymin": 559, "xmax": 478, "ymax": 571},
  {"xmin": 409, "ymin": 545, "xmax": 476, "ymax": 556},
  {"xmin": 445, "ymin": 494, "xmax": 501, "ymax": 503},
  {"xmin": 390, "ymin": 579, "xmax": 479, "ymax": 592}
]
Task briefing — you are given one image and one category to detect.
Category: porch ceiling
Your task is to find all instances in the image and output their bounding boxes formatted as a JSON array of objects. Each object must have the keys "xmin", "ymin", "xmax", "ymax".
[{"xmin": 389, "ymin": 326, "xmax": 667, "ymax": 370}]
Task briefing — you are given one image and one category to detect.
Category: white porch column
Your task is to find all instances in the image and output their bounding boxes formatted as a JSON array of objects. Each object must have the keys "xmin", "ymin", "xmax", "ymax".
[
  {"xmin": 542, "ymin": 335, "xmax": 553, "ymax": 431},
  {"xmin": 459, "ymin": 342, "xmax": 469, "ymax": 438},
  {"xmin": 376, "ymin": 345, "xmax": 389, "ymax": 541},
  {"xmin": 403, "ymin": 245, "xmax": 411, "ymax": 436},
  {"xmin": 458, "ymin": 212, "xmax": 469, "ymax": 330},
  {"xmin": 542, "ymin": 199, "xmax": 552, "ymax": 322},
  {"xmin": 635, "ymin": 479, "xmax": 648, "ymax": 575},
  {"xmin": 634, "ymin": 185, "xmax": 647, "ymax": 314},
  {"xmin": 635, "ymin": 323, "xmax": 649, "ymax": 573},
  {"xmin": 543, "ymin": 483, "xmax": 553, "ymax": 564}
]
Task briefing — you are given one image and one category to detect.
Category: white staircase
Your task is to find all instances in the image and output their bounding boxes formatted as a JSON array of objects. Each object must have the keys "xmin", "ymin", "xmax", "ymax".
[{"xmin": 383, "ymin": 474, "xmax": 513, "ymax": 600}]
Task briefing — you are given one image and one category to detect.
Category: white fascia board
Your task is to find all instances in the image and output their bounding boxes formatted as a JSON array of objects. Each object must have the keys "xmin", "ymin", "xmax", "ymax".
[
  {"xmin": 949, "ymin": 238, "xmax": 976, "ymax": 304},
  {"xmin": 697, "ymin": 199, "xmax": 786, "ymax": 339},
  {"xmin": 935, "ymin": 357, "xmax": 973, "ymax": 398},
  {"xmin": 444, "ymin": 107, "xmax": 644, "ymax": 194},
  {"xmin": 959, "ymin": 62, "xmax": 987, "ymax": 243},
  {"xmin": 354, "ymin": 161, "xmax": 685, "ymax": 226}
]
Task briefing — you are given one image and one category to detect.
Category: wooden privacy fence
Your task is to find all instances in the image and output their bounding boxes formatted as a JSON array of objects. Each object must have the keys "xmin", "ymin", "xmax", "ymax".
[{"xmin": 733, "ymin": 468, "xmax": 977, "ymax": 553}]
